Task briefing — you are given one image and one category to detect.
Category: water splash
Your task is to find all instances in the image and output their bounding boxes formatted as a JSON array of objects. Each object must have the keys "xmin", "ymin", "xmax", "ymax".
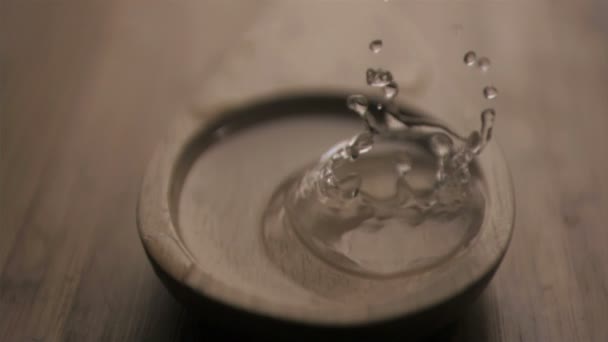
[
  {"xmin": 291, "ymin": 42, "xmax": 497, "ymax": 226},
  {"xmin": 274, "ymin": 43, "xmax": 498, "ymax": 276}
]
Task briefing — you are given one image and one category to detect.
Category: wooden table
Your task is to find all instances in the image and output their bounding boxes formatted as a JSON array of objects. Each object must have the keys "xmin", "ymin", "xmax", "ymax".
[{"xmin": 1, "ymin": 1, "xmax": 607, "ymax": 341}]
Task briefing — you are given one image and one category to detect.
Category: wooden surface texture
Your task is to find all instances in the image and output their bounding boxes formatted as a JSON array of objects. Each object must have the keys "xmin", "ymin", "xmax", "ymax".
[{"xmin": 1, "ymin": 1, "xmax": 608, "ymax": 341}]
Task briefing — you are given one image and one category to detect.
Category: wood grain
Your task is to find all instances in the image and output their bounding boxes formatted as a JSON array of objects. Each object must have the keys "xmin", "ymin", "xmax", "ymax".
[{"xmin": 1, "ymin": 0, "xmax": 607, "ymax": 341}]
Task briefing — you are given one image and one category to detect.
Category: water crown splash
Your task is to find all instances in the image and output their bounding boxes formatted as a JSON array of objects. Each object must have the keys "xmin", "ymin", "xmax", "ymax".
[{"xmin": 270, "ymin": 45, "xmax": 499, "ymax": 277}]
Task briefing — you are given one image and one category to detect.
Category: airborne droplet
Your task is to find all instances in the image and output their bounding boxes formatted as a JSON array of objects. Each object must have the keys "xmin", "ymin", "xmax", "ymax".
[
  {"xmin": 464, "ymin": 51, "xmax": 477, "ymax": 66},
  {"xmin": 483, "ymin": 86, "xmax": 498, "ymax": 99},
  {"xmin": 369, "ymin": 39, "xmax": 383, "ymax": 53},
  {"xmin": 478, "ymin": 57, "xmax": 491, "ymax": 72}
]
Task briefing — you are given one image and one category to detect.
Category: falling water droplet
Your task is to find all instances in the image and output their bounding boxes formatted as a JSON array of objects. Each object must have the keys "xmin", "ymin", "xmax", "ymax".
[
  {"xmin": 369, "ymin": 40, "xmax": 383, "ymax": 53},
  {"xmin": 429, "ymin": 133, "xmax": 453, "ymax": 158},
  {"xmin": 483, "ymin": 86, "xmax": 498, "ymax": 99},
  {"xmin": 383, "ymin": 81, "xmax": 399, "ymax": 100},
  {"xmin": 377, "ymin": 103, "xmax": 384, "ymax": 111},
  {"xmin": 464, "ymin": 51, "xmax": 477, "ymax": 66},
  {"xmin": 366, "ymin": 68, "xmax": 394, "ymax": 87},
  {"xmin": 478, "ymin": 57, "xmax": 491, "ymax": 72},
  {"xmin": 347, "ymin": 94, "xmax": 369, "ymax": 117}
]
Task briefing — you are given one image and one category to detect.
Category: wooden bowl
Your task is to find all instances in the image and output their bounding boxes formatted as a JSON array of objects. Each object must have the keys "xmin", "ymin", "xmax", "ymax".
[{"xmin": 137, "ymin": 93, "xmax": 515, "ymax": 340}]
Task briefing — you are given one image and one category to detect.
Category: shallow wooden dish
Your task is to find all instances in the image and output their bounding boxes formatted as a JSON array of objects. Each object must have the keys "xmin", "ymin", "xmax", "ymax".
[{"xmin": 137, "ymin": 93, "xmax": 515, "ymax": 340}]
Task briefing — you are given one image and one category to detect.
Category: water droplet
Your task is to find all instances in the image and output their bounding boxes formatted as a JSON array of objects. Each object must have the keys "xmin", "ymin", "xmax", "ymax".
[
  {"xmin": 383, "ymin": 81, "xmax": 399, "ymax": 100},
  {"xmin": 429, "ymin": 133, "xmax": 453, "ymax": 157},
  {"xmin": 347, "ymin": 94, "xmax": 369, "ymax": 116},
  {"xmin": 366, "ymin": 68, "xmax": 393, "ymax": 87},
  {"xmin": 478, "ymin": 57, "xmax": 491, "ymax": 72},
  {"xmin": 483, "ymin": 86, "xmax": 498, "ymax": 99},
  {"xmin": 369, "ymin": 39, "xmax": 383, "ymax": 53},
  {"xmin": 464, "ymin": 51, "xmax": 477, "ymax": 66},
  {"xmin": 377, "ymin": 103, "xmax": 383, "ymax": 111}
]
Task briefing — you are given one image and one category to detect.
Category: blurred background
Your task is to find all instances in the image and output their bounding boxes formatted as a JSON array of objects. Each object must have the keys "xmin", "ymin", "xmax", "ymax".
[{"xmin": 1, "ymin": 1, "xmax": 607, "ymax": 341}]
